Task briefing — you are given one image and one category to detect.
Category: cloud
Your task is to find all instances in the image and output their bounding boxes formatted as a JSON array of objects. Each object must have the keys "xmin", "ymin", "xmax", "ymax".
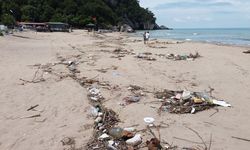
[
  {"xmin": 140, "ymin": 0, "xmax": 250, "ymax": 28},
  {"xmin": 173, "ymin": 16, "xmax": 213, "ymax": 23}
]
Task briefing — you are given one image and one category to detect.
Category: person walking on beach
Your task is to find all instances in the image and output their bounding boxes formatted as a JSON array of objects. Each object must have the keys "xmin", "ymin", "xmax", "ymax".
[
  {"xmin": 143, "ymin": 32, "xmax": 147, "ymax": 44},
  {"xmin": 145, "ymin": 31, "xmax": 150, "ymax": 44}
]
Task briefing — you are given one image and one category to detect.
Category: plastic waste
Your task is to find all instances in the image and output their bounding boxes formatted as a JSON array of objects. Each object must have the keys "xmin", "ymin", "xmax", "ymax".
[
  {"xmin": 191, "ymin": 107, "xmax": 196, "ymax": 114},
  {"xmin": 193, "ymin": 97, "xmax": 203, "ymax": 104},
  {"xmin": 175, "ymin": 93, "xmax": 182, "ymax": 100},
  {"xmin": 98, "ymin": 133, "xmax": 110, "ymax": 140},
  {"xmin": 144, "ymin": 117, "xmax": 155, "ymax": 126},
  {"xmin": 212, "ymin": 99, "xmax": 231, "ymax": 107},
  {"xmin": 130, "ymin": 96, "xmax": 141, "ymax": 102},
  {"xmin": 124, "ymin": 127, "xmax": 136, "ymax": 132},
  {"xmin": 196, "ymin": 92, "xmax": 211, "ymax": 101},
  {"xmin": 95, "ymin": 116, "xmax": 102, "ymax": 123},
  {"xmin": 109, "ymin": 127, "xmax": 124, "ymax": 139},
  {"xmin": 182, "ymin": 90, "xmax": 192, "ymax": 100},
  {"xmin": 126, "ymin": 134, "xmax": 142, "ymax": 146},
  {"xmin": 108, "ymin": 140, "xmax": 117, "ymax": 150},
  {"xmin": 89, "ymin": 106, "xmax": 98, "ymax": 117}
]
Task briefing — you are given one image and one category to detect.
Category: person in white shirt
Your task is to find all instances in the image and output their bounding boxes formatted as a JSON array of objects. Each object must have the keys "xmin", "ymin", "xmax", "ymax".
[{"xmin": 145, "ymin": 31, "xmax": 150, "ymax": 44}]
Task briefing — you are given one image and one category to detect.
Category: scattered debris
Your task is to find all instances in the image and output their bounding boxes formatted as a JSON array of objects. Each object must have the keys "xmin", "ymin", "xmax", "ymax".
[
  {"xmin": 243, "ymin": 50, "xmax": 250, "ymax": 54},
  {"xmin": 87, "ymin": 87, "xmax": 104, "ymax": 102},
  {"xmin": 121, "ymin": 96, "xmax": 141, "ymax": 105},
  {"xmin": 146, "ymin": 138, "xmax": 163, "ymax": 150},
  {"xmin": 120, "ymin": 85, "xmax": 147, "ymax": 106},
  {"xmin": 155, "ymin": 89, "xmax": 231, "ymax": 114},
  {"xmin": 61, "ymin": 137, "xmax": 75, "ymax": 146},
  {"xmin": 166, "ymin": 52, "xmax": 201, "ymax": 61},
  {"xmin": 98, "ymin": 133, "xmax": 111, "ymax": 140},
  {"xmin": 136, "ymin": 53, "xmax": 156, "ymax": 61},
  {"xmin": 126, "ymin": 134, "xmax": 142, "ymax": 146},
  {"xmin": 144, "ymin": 117, "xmax": 155, "ymax": 126},
  {"xmin": 111, "ymin": 48, "xmax": 134, "ymax": 59}
]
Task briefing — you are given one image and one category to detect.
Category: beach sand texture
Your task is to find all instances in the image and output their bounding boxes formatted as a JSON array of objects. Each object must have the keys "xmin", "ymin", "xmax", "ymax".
[{"xmin": 0, "ymin": 30, "xmax": 250, "ymax": 150}]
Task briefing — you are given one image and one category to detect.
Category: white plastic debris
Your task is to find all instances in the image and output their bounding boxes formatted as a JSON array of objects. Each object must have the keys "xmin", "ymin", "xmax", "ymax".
[
  {"xmin": 98, "ymin": 133, "xmax": 110, "ymax": 140},
  {"xmin": 89, "ymin": 88, "xmax": 100, "ymax": 95},
  {"xmin": 90, "ymin": 97, "xmax": 98, "ymax": 101},
  {"xmin": 89, "ymin": 106, "xmax": 98, "ymax": 117},
  {"xmin": 98, "ymin": 112, "xmax": 103, "ymax": 117},
  {"xmin": 182, "ymin": 90, "xmax": 192, "ymax": 100},
  {"xmin": 191, "ymin": 107, "xmax": 196, "ymax": 114},
  {"xmin": 107, "ymin": 140, "xmax": 117, "ymax": 150},
  {"xmin": 123, "ymin": 127, "xmax": 136, "ymax": 132},
  {"xmin": 126, "ymin": 134, "xmax": 142, "ymax": 146},
  {"xmin": 95, "ymin": 117, "xmax": 102, "ymax": 123},
  {"xmin": 108, "ymin": 140, "xmax": 114, "ymax": 145},
  {"xmin": 68, "ymin": 61, "xmax": 73, "ymax": 65},
  {"xmin": 212, "ymin": 100, "xmax": 231, "ymax": 107},
  {"xmin": 144, "ymin": 117, "xmax": 155, "ymax": 125}
]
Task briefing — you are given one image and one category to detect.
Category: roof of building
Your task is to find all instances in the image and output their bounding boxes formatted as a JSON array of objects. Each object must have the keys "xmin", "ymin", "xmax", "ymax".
[
  {"xmin": 18, "ymin": 22, "xmax": 46, "ymax": 25},
  {"xmin": 47, "ymin": 22, "xmax": 68, "ymax": 25}
]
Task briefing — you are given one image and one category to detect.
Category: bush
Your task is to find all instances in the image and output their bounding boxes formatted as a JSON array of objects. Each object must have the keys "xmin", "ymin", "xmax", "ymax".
[
  {"xmin": 0, "ymin": 32, "xmax": 3, "ymax": 36},
  {"xmin": 1, "ymin": 14, "xmax": 15, "ymax": 27}
]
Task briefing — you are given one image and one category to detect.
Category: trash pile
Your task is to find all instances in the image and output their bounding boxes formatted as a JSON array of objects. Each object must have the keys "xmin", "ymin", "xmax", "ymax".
[
  {"xmin": 155, "ymin": 89, "xmax": 231, "ymax": 114},
  {"xmin": 166, "ymin": 52, "xmax": 201, "ymax": 61},
  {"xmin": 87, "ymin": 86, "xmax": 145, "ymax": 149},
  {"xmin": 136, "ymin": 53, "xmax": 156, "ymax": 61},
  {"xmin": 111, "ymin": 48, "xmax": 134, "ymax": 59}
]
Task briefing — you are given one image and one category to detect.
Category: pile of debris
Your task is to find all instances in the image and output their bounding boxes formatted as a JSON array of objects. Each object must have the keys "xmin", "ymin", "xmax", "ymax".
[
  {"xmin": 166, "ymin": 52, "xmax": 201, "ymax": 61},
  {"xmin": 87, "ymin": 86, "xmax": 144, "ymax": 149},
  {"xmin": 111, "ymin": 48, "xmax": 134, "ymax": 59},
  {"xmin": 155, "ymin": 89, "xmax": 231, "ymax": 114},
  {"xmin": 136, "ymin": 53, "xmax": 156, "ymax": 61}
]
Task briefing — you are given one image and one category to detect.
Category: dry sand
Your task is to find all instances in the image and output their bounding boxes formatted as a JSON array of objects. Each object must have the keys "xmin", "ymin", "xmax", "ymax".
[{"xmin": 0, "ymin": 30, "xmax": 250, "ymax": 150}]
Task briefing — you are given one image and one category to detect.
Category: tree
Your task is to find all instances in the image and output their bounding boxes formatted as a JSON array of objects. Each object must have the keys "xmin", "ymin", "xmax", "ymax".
[
  {"xmin": 1, "ymin": 14, "xmax": 16, "ymax": 27},
  {"xmin": 0, "ymin": 0, "xmax": 157, "ymax": 29},
  {"xmin": 21, "ymin": 5, "xmax": 38, "ymax": 21}
]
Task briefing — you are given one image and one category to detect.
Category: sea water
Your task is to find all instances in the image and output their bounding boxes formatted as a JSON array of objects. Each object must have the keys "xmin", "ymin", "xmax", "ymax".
[{"xmin": 134, "ymin": 28, "xmax": 250, "ymax": 46}]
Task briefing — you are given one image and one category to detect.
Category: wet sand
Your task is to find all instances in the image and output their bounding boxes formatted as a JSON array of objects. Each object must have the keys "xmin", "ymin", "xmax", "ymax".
[{"xmin": 0, "ymin": 30, "xmax": 250, "ymax": 150}]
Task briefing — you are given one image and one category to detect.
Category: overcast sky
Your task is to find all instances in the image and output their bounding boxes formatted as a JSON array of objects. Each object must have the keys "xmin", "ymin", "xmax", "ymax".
[{"xmin": 139, "ymin": 0, "xmax": 250, "ymax": 28}]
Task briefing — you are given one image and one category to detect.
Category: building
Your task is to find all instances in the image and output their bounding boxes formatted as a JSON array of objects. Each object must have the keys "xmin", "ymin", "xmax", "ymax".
[
  {"xmin": 18, "ymin": 22, "xmax": 70, "ymax": 32},
  {"xmin": 18, "ymin": 22, "xmax": 47, "ymax": 31},
  {"xmin": 47, "ymin": 22, "xmax": 69, "ymax": 32}
]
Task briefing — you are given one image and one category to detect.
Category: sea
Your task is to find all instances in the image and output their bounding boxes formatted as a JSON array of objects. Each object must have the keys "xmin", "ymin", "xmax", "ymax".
[{"xmin": 134, "ymin": 28, "xmax": 250, "ymax": 46}]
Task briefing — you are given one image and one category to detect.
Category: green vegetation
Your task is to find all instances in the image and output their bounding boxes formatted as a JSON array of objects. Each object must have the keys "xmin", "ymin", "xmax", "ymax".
[{"xmin": 0, "ymin": 0, "xmax": 156, "ymax": 29}]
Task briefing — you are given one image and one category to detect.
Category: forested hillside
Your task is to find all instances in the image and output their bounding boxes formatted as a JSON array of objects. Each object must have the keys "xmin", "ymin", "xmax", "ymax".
[{"xmin": 0, "ymin": 0, "xmax": 157, "ymax": 29}]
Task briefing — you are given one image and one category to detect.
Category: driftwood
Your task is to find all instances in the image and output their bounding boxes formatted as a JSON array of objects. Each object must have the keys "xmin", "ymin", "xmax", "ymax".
[
  {"xmin": 232, "ymin": 136, "xmax": 250, "ymax": 142},
  {"xmin": 21, "ymin": 114, "xmax": 41, "ymax": 119},
  {"xmin": 27, "ymin": 104, "xmax": 39, "ymax": 111},
  {"xmin": 186, "ymin": 126, "xmax": 208, "ymax": 150}
]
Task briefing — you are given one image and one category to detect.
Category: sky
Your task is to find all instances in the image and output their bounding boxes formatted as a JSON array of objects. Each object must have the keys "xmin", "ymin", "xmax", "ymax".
[{"xmin": 139, "ymin": 0, "xmax": 250, "ymax": 28}]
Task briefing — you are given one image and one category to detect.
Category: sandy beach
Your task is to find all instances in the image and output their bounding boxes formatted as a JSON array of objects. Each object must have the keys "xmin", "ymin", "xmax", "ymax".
[{"xmin": 0, "ymin": 30, "xmax": 250, "ymax": 150}]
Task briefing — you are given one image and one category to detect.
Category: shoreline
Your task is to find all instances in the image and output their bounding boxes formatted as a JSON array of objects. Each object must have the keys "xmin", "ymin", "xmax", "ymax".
[{"xmin": 131, "ymin": 29, "xmax": 250, "ymax": 48}]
